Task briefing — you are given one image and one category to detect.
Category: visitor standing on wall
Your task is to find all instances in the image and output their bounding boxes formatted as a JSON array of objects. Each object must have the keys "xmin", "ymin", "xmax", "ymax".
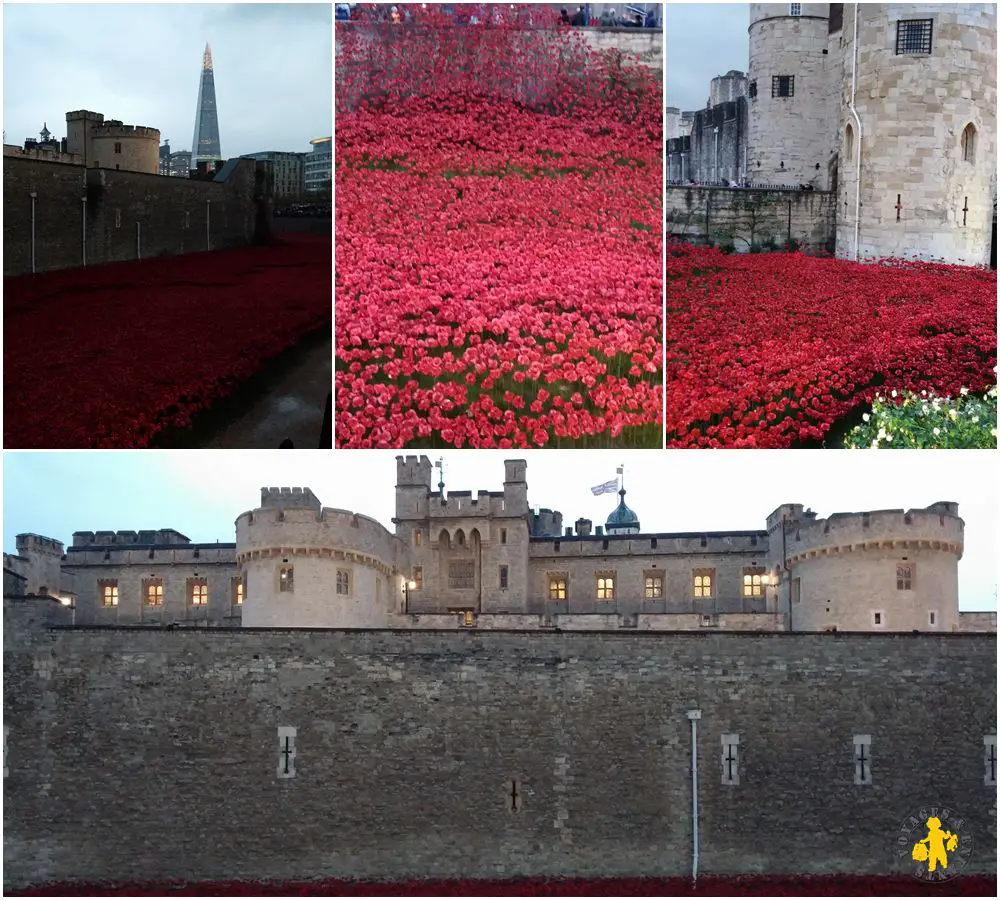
[
  {"xmin": 571, "ymin": 6, "xmax": 586, "ymax": 26},
  {"xmin": 560, "ymin": 8, "xmax": 571, "ymax": 25}
]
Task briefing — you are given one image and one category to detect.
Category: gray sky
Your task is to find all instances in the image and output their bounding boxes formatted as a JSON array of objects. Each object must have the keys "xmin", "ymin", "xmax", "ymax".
[
  {"xmin": 2, "ymin": 3, "xmax": 331, "ymax": 157},
  {"xmin": 4, "ymin": 451, "xmax": 997, "ymax": 610},
  {"xmin": 666, "ymin": 2, "xmax": 748, "ymax": 111}
]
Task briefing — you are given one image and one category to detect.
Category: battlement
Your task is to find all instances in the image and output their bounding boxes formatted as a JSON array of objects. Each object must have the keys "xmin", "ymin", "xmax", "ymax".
[
  {"xmin": 530, "ymin": 530, "xmax": 769, "ymax": 557},
  {"xmin": 66, "ymin": 110, "xmax": 104, "ymax": 123},
  {"xmin": 426, "ymin": 490, "xmax": 511, "ymax": 519},
  {"xmin": 259, "ymin": 487, "xmax": 322, "ymax": 511},
  {"xmin": 396, "ymin": 455, "xmax": 434, "ymax": 488},
  {"xmin": 787, "ymin": 504, "xmax": 965, "ymax": 559},
  {"xmin": 15, "ymin": 534, "xmax": 65, "ymax": 557},
  {"xmin": 71, "ymin": 529, "xmax": 191, "ymax": 548},
  {"xmin": 93, "ymin": 121, "xmax": 160, "ymax": 139}
]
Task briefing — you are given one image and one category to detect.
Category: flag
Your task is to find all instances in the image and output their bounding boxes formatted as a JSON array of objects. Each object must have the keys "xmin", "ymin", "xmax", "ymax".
[
  {"xmin": 591, "ymin": 478, "xmax": 618, "ymax": 496},
  {"xmin": 616, "ymin": 466, "xmax": 624, "ymax": 475}
]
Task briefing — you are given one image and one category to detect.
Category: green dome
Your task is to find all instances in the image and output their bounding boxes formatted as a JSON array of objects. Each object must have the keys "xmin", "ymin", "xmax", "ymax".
[{"xmin": 606, "ymin": 489, "xmax": 640, "ymax": 531}]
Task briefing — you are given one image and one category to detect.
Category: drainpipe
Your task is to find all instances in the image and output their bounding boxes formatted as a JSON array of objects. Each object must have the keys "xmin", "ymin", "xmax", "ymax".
[
  {"xmin": 136, "ymin": 221, "xmax": 141, "ymax": 260},
  {"xmin": 687, "ymin": 709, "xmax": 702, "ymax": 882},
  {"xmin": 29, "ymin": 192, "xmax": 37, "ymax": 274},
  {"xmin": 206, "ymin": 200, "xmax": 211, "ymax": 251},
  {"xmin": 848, "ymin": 3, "xmax": 863, "ymax": 261},
  {"xmin": 81, "ymin": 196, "xmax": 87, "ymax": 266}
]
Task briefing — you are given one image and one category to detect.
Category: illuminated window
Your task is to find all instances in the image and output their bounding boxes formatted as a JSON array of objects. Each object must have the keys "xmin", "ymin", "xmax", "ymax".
[
  {"xmin": 336, "ymin": 569, "xmax": 351, "ymax": 596},
  {"xmin": 279, "ymin": 566, "xmax": 294, "ymax": 593},
  {"xmin": 231, "ymin": 577, "xmax": 244, "ymax": 606},
  {"xmin": 596, "ymin": 574, "xmax": 615, "ymax": 601},
  {"xmin": 644, "ymin": 573, "xmax": 663, "ymax": 599},
  {"xmin": 100, "ymin": 581, "xmax": 119, "ymax": 607},
  {"xmin": 548, "ymin": 576, "xmax": 567, "ymax": 601},
  {"xmin": 463, "ymin": 611, "xmax": 474, "ymax": 627},
  {"xmin": 693, "ymin": 570, "xmax": 714, "ymax": 598},
  {"xmin": 413, "ymin": 529, "xmax": 422, "ymax": 547},
  {"xmin": 896, "ymin": 564, "xmax": 912, "ymax": 591},
  {"xmin": 742, "ymin": 570, "xmax": 765, "ymax": 597},
  {"xmin": 144, "ymin": 581, "xmax": 164, "ymax": 607},
  {"xmin": 189, "ymin": 579, "xmax": 208, "ymax": 606}
]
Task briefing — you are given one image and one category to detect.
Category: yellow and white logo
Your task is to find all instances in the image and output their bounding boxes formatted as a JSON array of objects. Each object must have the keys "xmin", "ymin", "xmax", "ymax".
[{"xmin": 897, "ymin": 806, "xmax": 973, "ymax": 881}]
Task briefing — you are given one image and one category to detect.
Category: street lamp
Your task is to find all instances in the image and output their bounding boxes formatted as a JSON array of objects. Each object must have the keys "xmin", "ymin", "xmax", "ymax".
[{"xmin": 403, "ymin": 579, "xmax": 416, "ymax": 613}]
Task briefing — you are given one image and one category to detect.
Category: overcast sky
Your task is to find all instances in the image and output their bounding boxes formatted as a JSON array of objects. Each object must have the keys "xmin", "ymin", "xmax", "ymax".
[
  {"xmin": 4, "ymin": 451, "xmax": 996, "ymax": 610},
  {"xmin": 2, "ymin": 3, "xmax": 331, "ymax": 158},
  {"xmin": 666, "ymin": 3, "xmax": 749, "ymax": 111}
]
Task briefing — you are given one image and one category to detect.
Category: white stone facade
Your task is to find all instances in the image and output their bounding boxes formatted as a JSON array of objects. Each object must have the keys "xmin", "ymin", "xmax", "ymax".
[
  {"xmin": 5, "ymin": 459, "xmax": 993, "ymax": 635},
  {"xmin": 748, "ymin": 3, "xmax": 837, "ymax": 188},
  {"xmin": 835, "ymin": 3, "xmax": 997, "ymax": 264},
  {"xmin": 739, "ymin": 3, "xmax": 997, "ymax": 263}
]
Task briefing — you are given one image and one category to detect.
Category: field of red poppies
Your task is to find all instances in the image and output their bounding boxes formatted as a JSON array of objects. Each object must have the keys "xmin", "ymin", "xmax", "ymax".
[
  {"xmin": 3, "ymin": 234, "xmax": 331, "ymax": 448},
  {"xmin": 10, "ymin": 874, "xmax": 995, "ymax": 896},
  {"xmin": 666, "ymin": 243, "xmax": 997, "ymax": 448},
  {"xmin": 335, "ymin": 6, "xmax": 662, "ymax": 449}
]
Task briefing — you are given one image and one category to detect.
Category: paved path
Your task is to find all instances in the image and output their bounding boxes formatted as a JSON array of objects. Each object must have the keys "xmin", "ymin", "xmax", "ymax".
[{"xmin": 200, "ymin": 337, "xmax": 332, "ymax": 449}]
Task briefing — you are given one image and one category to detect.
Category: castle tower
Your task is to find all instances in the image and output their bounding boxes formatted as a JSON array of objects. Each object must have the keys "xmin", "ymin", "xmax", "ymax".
[
  {"xmin": 13, "ymin": 534, "xmax": 65, "ymax": 597},
  {"xmin": 191, "ymin": 43, "xmax": 222, "ymax": 166},
  {"xmin": 747, "ymin": 3, "xmax": 837, "ymax": 188},
  {"xmin": 605, "ymin": 489, "xmax": 640, "ymax": 536},
  {"xmin": 835, "ymin": 4, "xmax": 997, "ymax": 265}
]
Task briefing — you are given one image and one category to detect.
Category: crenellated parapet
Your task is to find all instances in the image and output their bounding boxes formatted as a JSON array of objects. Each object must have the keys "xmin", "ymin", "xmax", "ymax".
[{"xmin": 784, "ymin": 505, "xmax": 964, "ymax": 565}]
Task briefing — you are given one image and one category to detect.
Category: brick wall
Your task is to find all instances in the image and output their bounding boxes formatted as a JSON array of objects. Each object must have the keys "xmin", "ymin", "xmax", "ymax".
[
  {"xmin": 3, "ymin": 597, "xmax": 996, "ymax": 890},
  {"xmin": 665, "ymin": 186, "xmax": 836, "ymax": 251},
  {"xmin": 2, "ymin": 157, "xmax": 269, "ymax": 277}
]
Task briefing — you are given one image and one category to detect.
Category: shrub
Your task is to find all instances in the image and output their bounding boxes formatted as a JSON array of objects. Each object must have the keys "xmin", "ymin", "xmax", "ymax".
[{"xmin": 844, "ymin": 382, "xmax": 998, "ymax": 449}]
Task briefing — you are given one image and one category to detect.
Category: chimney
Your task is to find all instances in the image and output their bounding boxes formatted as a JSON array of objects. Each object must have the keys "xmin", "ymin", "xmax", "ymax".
[{"xmin": 575, "ymin": 518, "xmax": 593, "ymax": 537}]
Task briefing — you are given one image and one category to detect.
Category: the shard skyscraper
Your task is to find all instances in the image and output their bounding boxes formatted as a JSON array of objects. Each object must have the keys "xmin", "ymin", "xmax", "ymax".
[{"xmin": 191, "ymin": 43, "xmax": 222, "ymax": 165}]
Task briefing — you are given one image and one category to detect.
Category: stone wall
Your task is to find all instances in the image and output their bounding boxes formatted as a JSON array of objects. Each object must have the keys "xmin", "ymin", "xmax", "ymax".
[
  {"xmin": 580, "ymin": 26, "xmax": 663, "ymax": 70},
  {"xmin": 665, "ymin": 186, "xmax": 837, "ymax": 251},
  {"xmin": 3, "ymin": 597, "xmax": 996, "ymax": 890},
  {"xmin": 2, "ymin": 156, "xmax": 270, "ymax": 277}
]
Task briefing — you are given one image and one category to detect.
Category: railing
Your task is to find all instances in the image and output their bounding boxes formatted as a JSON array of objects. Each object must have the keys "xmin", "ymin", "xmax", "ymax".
[{"xmin": 667, "ymin": 179, "xmax": 820, "ymax": 192}]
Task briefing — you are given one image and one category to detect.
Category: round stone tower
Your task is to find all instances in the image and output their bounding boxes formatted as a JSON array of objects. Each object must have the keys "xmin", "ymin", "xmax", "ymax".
[
  {"xmin": 836, "ymin": 3, "xmax": 997, "ymax": 265},
  {"xmin": 236, "ymin": 488, "xmax": 406, "ymax": 628},
  {"xmin": 90, "ymin": 120, "xmax": 161, "ymax": 174},
  {"xmin": 782, "ymin": 502, "xmax": 963, "ymax": 633},
  {"xmin": 747, "ymin": 3, "xmax": 836, "ymax": 188}
]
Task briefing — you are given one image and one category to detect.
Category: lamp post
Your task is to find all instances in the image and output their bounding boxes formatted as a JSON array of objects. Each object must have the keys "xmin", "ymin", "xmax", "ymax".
[{"xmin": 402, "ymin": 579, "xmax": 416, "ymax": 614}]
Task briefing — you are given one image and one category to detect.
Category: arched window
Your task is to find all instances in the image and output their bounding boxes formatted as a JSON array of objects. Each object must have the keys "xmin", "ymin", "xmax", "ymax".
[
  {"xmin": 845, "ymin": 122, "xmax": 854, "ymax": 161},
  {"xmin": 961, "ymin": 123, "xmax": 976, "ymax": 163}
]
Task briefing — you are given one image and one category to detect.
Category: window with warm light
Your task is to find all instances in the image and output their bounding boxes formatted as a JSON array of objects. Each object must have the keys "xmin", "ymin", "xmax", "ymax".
[
  {"xmin": 742, "ymin": 570, "xmax": 765, "ymax": 597},
  {"xmin": 413, "ymin": 566, "xmax": 423, "ymax": 589},
  {"xmin": 189, "ymin": 580, "xmax": 208, "ymax": 606},
  {"xmin": 336, "ymin": 569, "xmax": 351, "ymax": 596},
  {"xmin": 644, "ymin": 573, "xmax": 663, "ymax": 599},
  {"xmin": 100, "ymin": 582, "xmax": 119, "ymax": 607},
  {"xmin": 693, "ymin": 570, "xmax": 714, "ymax": 598},
  {"xmin": 413, "ymin": 529, "xmax": 422, "ymax": 547},
  {"xmin": 596, "ymin": 574, "xmax": 615, "ymax": 601},
  {"xmin": 279, "ymin": 566, "xmax": 294, "ymax": 593},
  {"xmin": 236, "ymin": 580, "xmax": 244, "ymax": 605},
  {"xmin": 145, "ymin": 582, "xmax": 164, "ymax": 606},
  {"xmin": 548, "ymin": 576, "xmax": 567, "ymax": 601}
]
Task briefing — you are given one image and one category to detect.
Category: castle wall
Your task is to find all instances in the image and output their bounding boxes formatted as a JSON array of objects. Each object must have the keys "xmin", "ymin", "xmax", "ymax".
[
  {"xmin": 835, "ymin": 3, "xmax": 997, "ymax": 265},
  {"xmin": 236, "ymin": 501, "xmax": 404, "ymax": 628},
  {"xmin": 690, "ymin": 98, "xmax": 747, "ymax": 184},
  {"xmin": 747, "ymin": 4, "xmax": 836, "ymax": 189},
  {"xmin": 960, "ymin": 611, "xmax": 999, "ymax": 633},
  {"xmin": 3, "ymin": 603, "xmax": 995, "ymax": 890},
  {"xmin": 664, "ymin": 186, "xmax": 837, "ymax": 251},
  {"xmin": 90, "ymin": 128, "xmax": 160, "ymax": 176},
  {"xmin": 2, "ymin": 156, "xmax": 266, "ymax": 277},
  {"xmin": 63, "ymin": 546, "xmax": 240, "ymax": 627}
]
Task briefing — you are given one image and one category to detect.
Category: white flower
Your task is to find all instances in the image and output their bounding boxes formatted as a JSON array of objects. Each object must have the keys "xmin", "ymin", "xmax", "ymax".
[
  {"xmin": 862, "ymin": 413, "xmax": 870, "ymax": 422},
  {"xmin": 960, "ymin": 387, "xmax": 969, "ymax": 396},
  {"xmin": 891, "ymin": 389, "xmax": 898, "ymax": 398},
  {"xmin": 871, "ymin": 439, "xmax": 880, "ymax": 448},
  {"xmin": 949, "ymin": 409, "xmax": 958, "ymax": 421},
  {"xmin": 877, "ymin": 428, "xmax": 887, "ymax": 440},
  {"xmin": 933, "ymin": 427, "xmax": 941, "ymax": 436},
  {"xmin": 972, "ymin": 416, "xmax": 980, "ymax": 424},
  {"xmin": 921, "ymin": 389, "xmax": 927, "ymax": 397}
]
